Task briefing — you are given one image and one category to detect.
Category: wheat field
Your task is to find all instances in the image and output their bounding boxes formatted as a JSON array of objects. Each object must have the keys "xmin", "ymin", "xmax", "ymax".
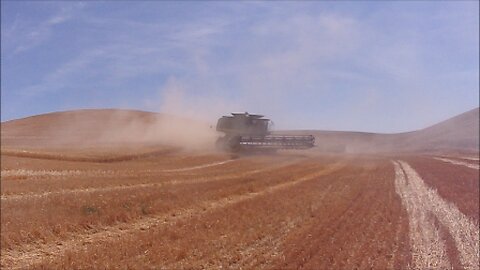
[{"xmin": 1, "ymin": 147, "xmax": 478, "ymax": 269}]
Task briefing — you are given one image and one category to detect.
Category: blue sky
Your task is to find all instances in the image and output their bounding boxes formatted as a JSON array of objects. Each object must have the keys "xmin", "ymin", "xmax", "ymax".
[{"xmin": 1, "ymin": 1, "xmax": 478, "ymax": 132}]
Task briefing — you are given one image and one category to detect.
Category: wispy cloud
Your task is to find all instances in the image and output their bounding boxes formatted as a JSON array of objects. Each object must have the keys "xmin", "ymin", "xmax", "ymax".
[
  {"xmin": 3, "ymin": 2, "xmax": 85, "ymax": 54},
  {"xmin": 2, "ymin": 2, "xmax": 478, "ymax": 131}
]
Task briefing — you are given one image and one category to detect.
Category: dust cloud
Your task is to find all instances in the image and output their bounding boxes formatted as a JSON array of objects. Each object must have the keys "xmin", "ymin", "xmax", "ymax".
[
  {"xmin": 81, "ymin": 109, "xmax": 219, "ymax": 151},
  {"xmin": 1, "ymin": 108, "xmax": 219, "ymax": 152},
  {"xmin": 1, "ymin": 78, "xmax": 236, "ymax": 152},
  {"xmin": 3, "ymin": 75, "xmax": 477, "ymax": 155}
]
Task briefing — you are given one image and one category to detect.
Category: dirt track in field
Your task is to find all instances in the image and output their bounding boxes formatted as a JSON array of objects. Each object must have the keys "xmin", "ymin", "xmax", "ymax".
[
  {"xmin": 433, "ymin": 157, "xmax": 480, "ymax": 170},
  {"xmin": 1, "ymin": 147, "xmax": 479, "ymax": 269},
  {"xmin": 393, "ymin": 160, "xmax": 479, "ymax": 269}
]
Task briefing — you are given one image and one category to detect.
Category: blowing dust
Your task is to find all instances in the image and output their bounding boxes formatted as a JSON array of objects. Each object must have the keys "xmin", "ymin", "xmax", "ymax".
[
  {"xmin": 89, "ymin": 110, "xmax": 219, "ymax": 151},
  {"xmin": 0, "ymin": 110, "xmax": 218, "ymax": 152},
  {"xmin": 2, "ymin": 79, "xmax": 235, "ymax": 151}
]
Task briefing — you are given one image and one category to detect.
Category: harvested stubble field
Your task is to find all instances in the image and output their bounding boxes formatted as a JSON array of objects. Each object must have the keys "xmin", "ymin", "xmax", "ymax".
[{"xmin": 1, "ymin": 147, "xmax": 479, "ymax": 269}]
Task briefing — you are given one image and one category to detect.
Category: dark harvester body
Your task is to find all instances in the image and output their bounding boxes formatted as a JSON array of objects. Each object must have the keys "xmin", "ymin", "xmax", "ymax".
[{"xmin": 215, "ymin": 112, "xmax": 315, "ymax": 152}]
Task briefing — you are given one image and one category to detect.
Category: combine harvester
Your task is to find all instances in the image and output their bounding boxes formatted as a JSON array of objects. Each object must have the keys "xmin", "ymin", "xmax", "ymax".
[{"xmin": 216, "ymin": 112, "xmax": 315, "ymax": 152}]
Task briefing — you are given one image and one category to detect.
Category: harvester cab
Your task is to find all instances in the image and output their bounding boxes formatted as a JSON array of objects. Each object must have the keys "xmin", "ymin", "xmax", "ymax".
[{"xmin": 215, "ymin": 112, "xmax": 315, "ymax": 152}]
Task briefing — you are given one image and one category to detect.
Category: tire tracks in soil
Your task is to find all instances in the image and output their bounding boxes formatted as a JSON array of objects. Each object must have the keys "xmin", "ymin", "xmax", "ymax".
[
  {"xmin": 160, "ymin": 159, "xmax": 235, "ymax": 172},
  {"xmin": 433, "ymin": 157, "xmax": 479, "ymax": 170},
  {"xmin": 1, "ymin": 161, "xmax": 345, "ymax": 269},
  {"xmin": 1, "ymin": 148, "xmax": 178, "ymax": 163},
  {"xmin": 0, "ymin": 160, "xmax": 296, "ymax": 201},
  {"xmin": 1, "ymin": 159, "xmax": 236, "ymax": 180}
]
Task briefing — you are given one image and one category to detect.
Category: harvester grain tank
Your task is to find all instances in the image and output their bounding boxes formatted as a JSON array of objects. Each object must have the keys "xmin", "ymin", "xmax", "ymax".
[{"xmin": 216, "ymin": 112, "xmax": 315, "ymax": 151}]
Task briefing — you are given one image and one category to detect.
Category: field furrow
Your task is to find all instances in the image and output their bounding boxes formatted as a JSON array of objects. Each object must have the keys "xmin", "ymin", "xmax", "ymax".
[
  {"xmin": 162, "ymin": 170, "xmax": 344, "ymax": 269},
  {"xmin": 0, "ymin": 157, "xmax": 280, "ymax": 195},
  {"xmin": 273, "ymin": 159, "xmax": 410, "ymax": 270},
  {"xmin": 434, "ymin": 157, "xmax": 479, "ymax": 170},
  {"xmin": 160, "ymin": 159, "xmax": 236, "ymax": 172},
  {"xmin": 2, "ymin": 147, "xmax": 478, "ymax": 269},
  {"xmin": 1, "ymin": 161, "xmax": 345, "ymax": 269},
  {"xmin": 0, "ymin": 159, "xmax": 236, "ymax": 180},
  {"xmin": 1, "ymin": 159, "xmax": 326, "ymax": 251},
  {"xmin": 0, "ymin": 148, "xmax": 179, "ymax": 163},
  {"xmin": 1, "ymin": 159, "xmax": 293, "ymax": 201}
]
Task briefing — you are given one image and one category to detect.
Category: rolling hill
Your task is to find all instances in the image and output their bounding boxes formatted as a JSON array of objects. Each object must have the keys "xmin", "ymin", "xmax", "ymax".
[
  {"xmin": 0, "ymin": 109, "xmax": 216, "ymax": 150},
  {"xmin": 299, "ymin": 107, "xmax": 479, "ymax": 153},
  {"xmin": 1, "ymin": 107, "xmax": 478, "ymax": 153}
]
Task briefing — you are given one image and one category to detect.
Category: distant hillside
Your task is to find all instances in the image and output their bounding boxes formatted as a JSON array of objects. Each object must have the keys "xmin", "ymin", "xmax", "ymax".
[
  {"xmin": 2, "ymin": 107, "xmax": 478, "ymax": 153},
  {"xmin": 280, "ymin": 107, "xmax": 479, "ymax": 154},
  {"xmin": 1, "ymin": 109, "xmax": 215, "ymax": 149},
  {"xmin": 1, "ymin": 109, "xmax": 162, "ymax": 147},
  {"xmin": 401, "ymin": 107, "xmax": 479, "ymax": 152}
]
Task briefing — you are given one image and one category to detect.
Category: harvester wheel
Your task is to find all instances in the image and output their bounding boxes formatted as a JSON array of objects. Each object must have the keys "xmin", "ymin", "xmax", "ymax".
[
  {"xmin": 227, "ymin": 136, "xmax": 241, "ymax": 152},
  {"xmin": 215, "ymin": 137, "xmax": 227, "ymax": 150}
]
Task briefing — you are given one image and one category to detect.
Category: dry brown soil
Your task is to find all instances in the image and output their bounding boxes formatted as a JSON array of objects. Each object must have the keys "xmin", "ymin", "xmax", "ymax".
[{"xmin": 1, "ymin": 146, "xmax": 478, "ymax": 269}]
